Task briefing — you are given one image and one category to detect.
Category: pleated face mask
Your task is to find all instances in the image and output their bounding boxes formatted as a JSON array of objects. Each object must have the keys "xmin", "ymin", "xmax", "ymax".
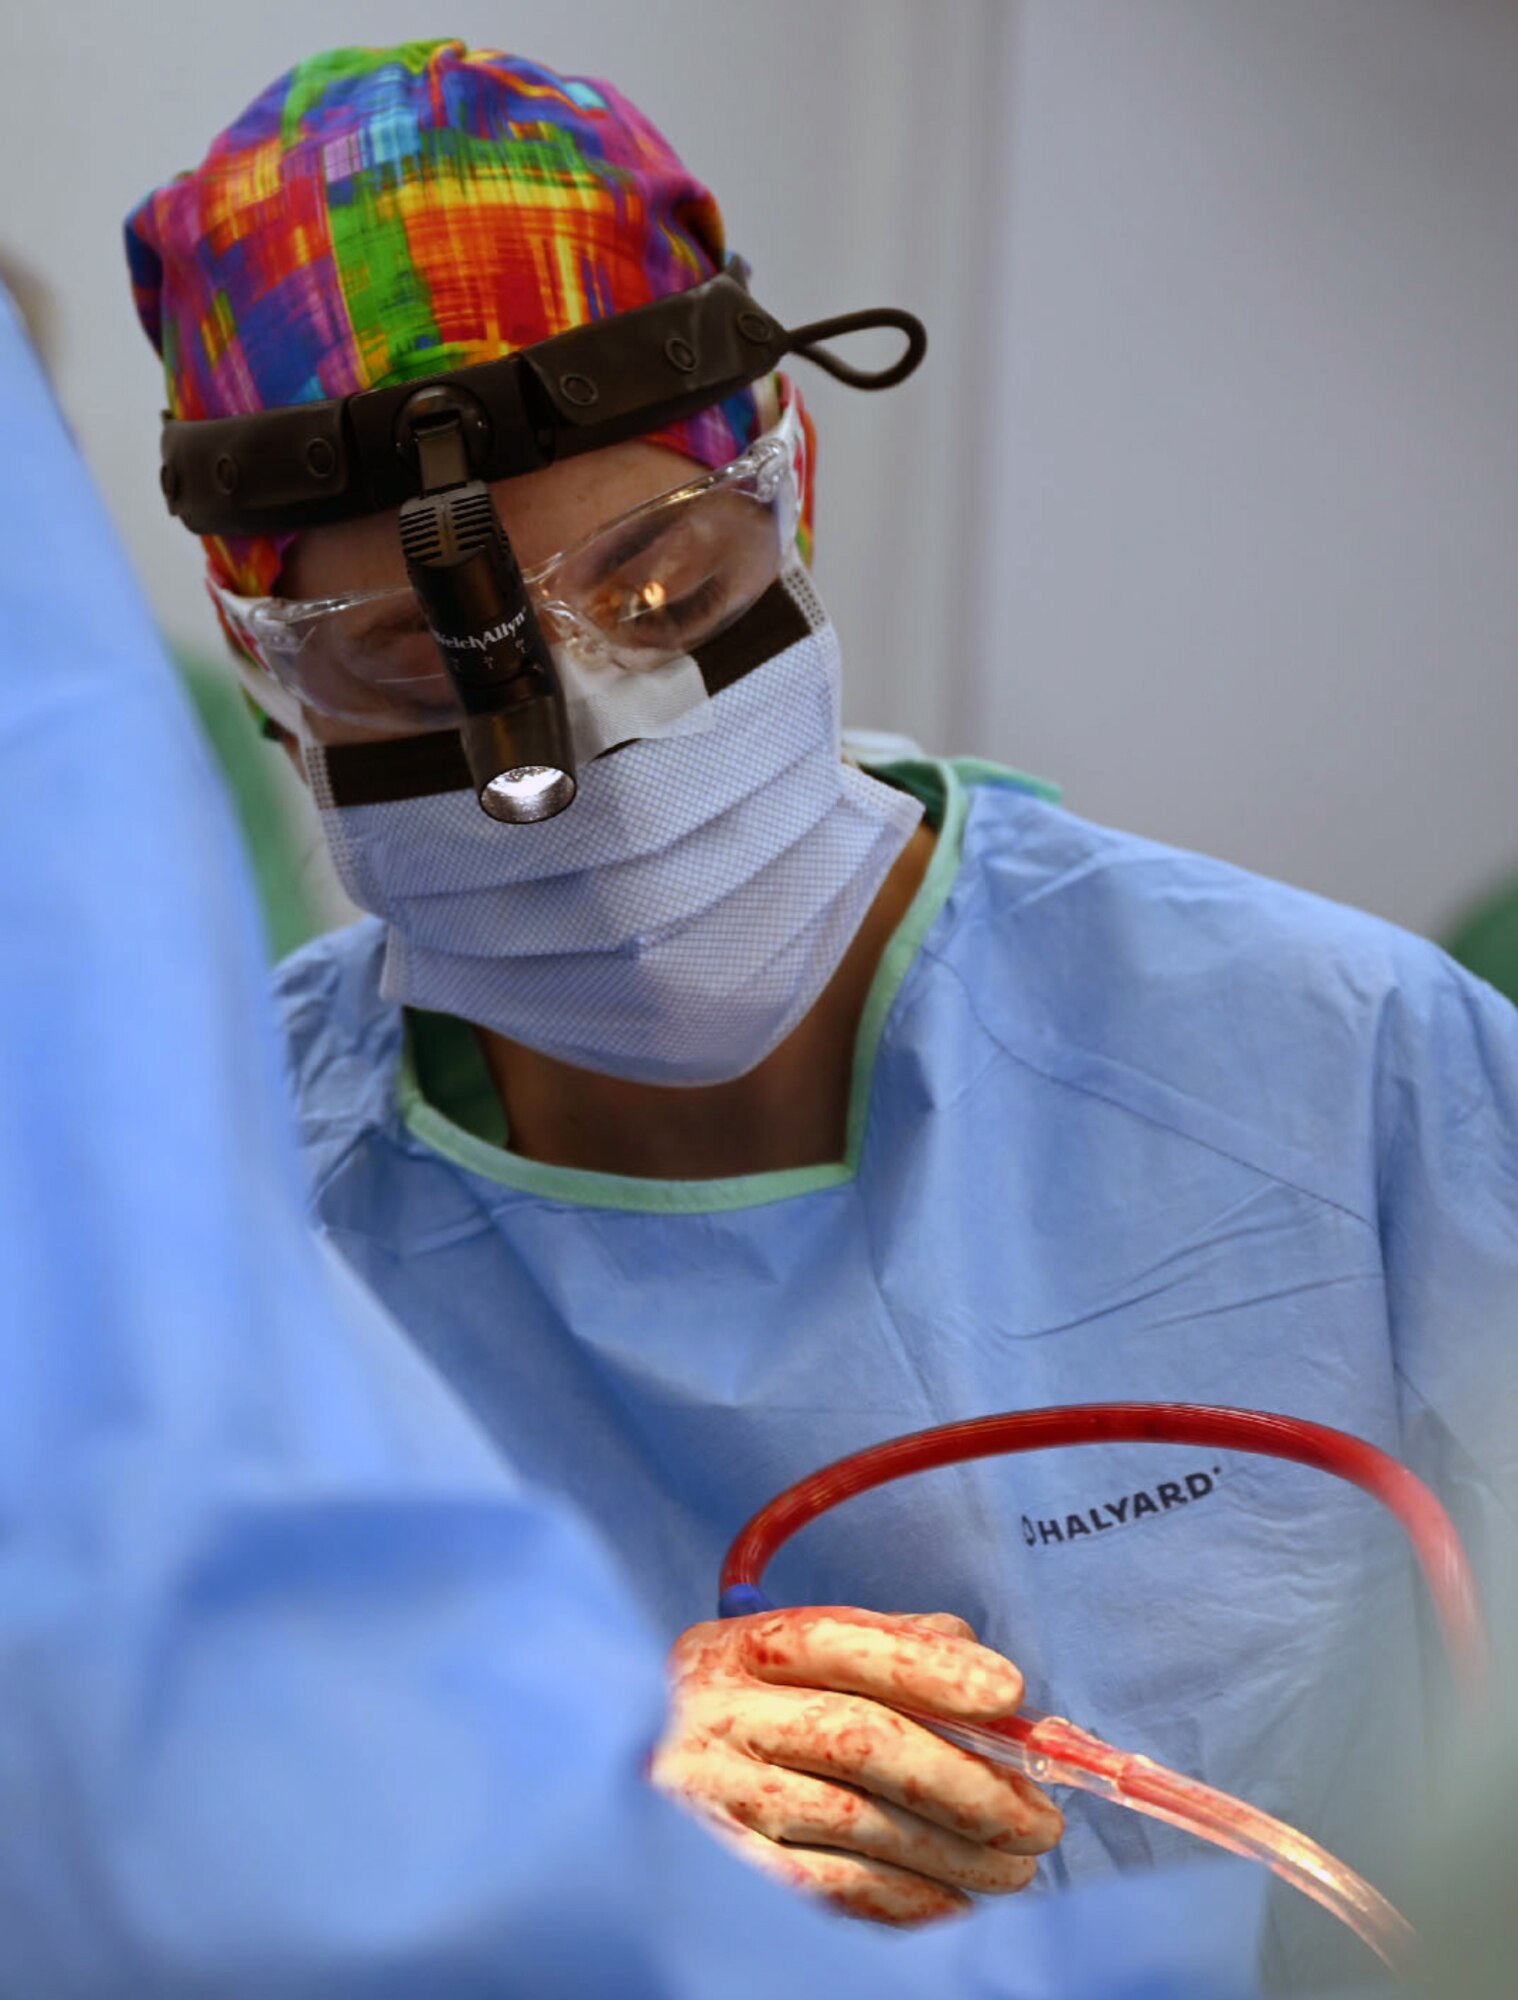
[{"xmin": 304, "ymin": 567, "xmax": 923, "ymax": 1087}]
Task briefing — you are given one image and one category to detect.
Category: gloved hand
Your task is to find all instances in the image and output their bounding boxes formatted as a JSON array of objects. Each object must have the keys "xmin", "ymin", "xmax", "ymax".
[{"xmin": 650, "ymin": 1606, "xmax": 1062, "ymax": 1926}]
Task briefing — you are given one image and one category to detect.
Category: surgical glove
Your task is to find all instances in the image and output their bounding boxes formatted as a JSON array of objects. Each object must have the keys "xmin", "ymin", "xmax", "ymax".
[{"xmin": 650, "ymin": 1606, "xmax": 1062, "ymax": 1926}]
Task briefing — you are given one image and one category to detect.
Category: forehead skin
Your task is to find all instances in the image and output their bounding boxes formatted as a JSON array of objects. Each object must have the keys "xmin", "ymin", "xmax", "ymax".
[{"xmin": 279, "ymin": 439, "xmax": 705, "ymax": 600}]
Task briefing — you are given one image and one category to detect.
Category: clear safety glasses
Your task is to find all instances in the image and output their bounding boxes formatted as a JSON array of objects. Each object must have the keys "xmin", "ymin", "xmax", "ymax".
[{"xmin": 211, "ymin": 397, "xmax": 805, "ymax": 742}]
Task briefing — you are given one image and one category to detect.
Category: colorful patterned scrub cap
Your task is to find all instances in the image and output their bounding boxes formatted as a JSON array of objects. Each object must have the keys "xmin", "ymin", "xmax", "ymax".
[{"xmin": 125, "ymin": 40, "xmax": 814, "ymax": 598}]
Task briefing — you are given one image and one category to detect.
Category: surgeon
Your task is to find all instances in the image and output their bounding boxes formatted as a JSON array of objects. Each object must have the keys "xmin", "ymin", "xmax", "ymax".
[
  {"xmin": 2, "ymin": 271, "xmax": 1287, "ymax": 2000},
  {"xmin": 125, "ymin": 40, "xmax": 1517, "ymax": 1986}
]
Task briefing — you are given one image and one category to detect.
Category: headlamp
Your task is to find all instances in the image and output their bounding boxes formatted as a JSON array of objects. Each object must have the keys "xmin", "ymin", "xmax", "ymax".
[
  {"xmin": 160, "ymin": 268, "xmax": 927, "ymax": 819},
  {"xmin": 396, "ymin": 386, "xmax": 574, "ymax": 822}
]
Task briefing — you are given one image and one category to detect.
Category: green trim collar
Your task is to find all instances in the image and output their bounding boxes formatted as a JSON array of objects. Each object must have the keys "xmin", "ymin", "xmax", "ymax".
[{"xmin": 396, "ymin": 756, "xmax": 1057, "ymax": 1213}]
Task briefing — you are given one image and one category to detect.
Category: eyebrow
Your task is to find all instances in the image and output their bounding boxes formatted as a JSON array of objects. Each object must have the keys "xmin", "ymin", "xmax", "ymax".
[{"xmin": 581, "ymin": 510, "xmax": 682, "ymax": 586}]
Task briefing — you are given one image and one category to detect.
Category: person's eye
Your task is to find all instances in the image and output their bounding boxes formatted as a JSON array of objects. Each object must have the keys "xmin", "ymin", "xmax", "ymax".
[
  {"xmin": 646, "ymin": 572, "xmax": 726, "ymax": 628},
  {"xmin": 600, "ymin": 569, "xmax": 728, "ymax": 648},
  {"xmin": 585, "ymin": 518, "xmax": 702, "ymax": 602}
]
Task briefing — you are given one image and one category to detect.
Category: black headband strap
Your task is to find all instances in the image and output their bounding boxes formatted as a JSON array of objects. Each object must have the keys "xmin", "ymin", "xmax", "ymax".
[
  {"xmin": 782, "ymin": 308, "xmax": 927, "ymax": 391},
  {"xmin": 158, "ymin": 271, "xmax": 926, "ymax": 539}
]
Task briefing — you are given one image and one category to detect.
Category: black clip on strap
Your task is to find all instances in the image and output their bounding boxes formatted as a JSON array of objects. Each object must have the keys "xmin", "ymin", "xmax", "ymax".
[{"xmin": 399, "ymin": 386, "xmax": 477, "ymax": 494}]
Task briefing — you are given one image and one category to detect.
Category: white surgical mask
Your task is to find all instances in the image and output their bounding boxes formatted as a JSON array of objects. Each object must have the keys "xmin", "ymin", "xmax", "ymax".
[{"xmin": 304, "ymin": 569, "xmax": 923, "ymax": 1086}]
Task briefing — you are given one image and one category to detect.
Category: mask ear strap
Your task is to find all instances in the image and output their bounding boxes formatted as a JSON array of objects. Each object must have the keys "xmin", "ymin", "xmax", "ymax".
[{"xmin": 782, "ymin": 308, "xmax": 926, "ymax": 390}]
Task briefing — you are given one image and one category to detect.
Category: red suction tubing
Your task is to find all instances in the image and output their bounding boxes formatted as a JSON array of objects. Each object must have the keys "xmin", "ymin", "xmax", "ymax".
[
  {"xmin": 718, "ymin": 1404, "xmax": 1490, "ymax": 1970},
  {"xmin": 719, "ymin": 1402, "xmax": 1489, "ymax": 1703}
]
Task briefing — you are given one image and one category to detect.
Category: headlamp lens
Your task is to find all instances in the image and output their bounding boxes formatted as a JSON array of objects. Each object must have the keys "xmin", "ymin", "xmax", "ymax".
[{"xmin": 480, "ymin": 765, "xmax": 577, "ymax": 823}]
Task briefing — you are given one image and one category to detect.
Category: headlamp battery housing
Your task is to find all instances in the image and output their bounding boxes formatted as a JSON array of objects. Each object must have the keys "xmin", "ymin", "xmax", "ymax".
[{"xmin": 398, "ymin": 399, "xmax": 575, "ymax": 822}]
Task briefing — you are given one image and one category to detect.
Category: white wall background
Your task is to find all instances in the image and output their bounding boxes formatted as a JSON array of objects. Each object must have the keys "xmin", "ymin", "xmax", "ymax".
[
  {"xmin": 4, "ymin": 0, "xmax": 1516, "ymax": 938},
  {"xmin": 973, "ymin": 0, "xmax": 1518, "ymax": 938}
]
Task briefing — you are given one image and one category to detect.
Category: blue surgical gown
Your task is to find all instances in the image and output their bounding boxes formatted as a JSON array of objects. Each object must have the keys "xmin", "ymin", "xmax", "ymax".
[
  {"xmin": 275, "ymin": 754, "xmax": 1518, "ymax": 1986},
  {"xmin": 1, "ymin": 274, "xmax": 1288, "ymax": 1999}
]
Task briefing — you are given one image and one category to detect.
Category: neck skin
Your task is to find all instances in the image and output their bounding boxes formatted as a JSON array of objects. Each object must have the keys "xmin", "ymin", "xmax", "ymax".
[{"xmin": 474, "ymin": 820, "xmax": 937, "ymax": 1180}]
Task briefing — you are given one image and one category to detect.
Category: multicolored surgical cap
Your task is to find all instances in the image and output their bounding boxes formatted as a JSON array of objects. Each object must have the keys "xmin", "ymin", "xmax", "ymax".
[{"xmin": 125, "ymin": 40, "xmax": 814, "ymax": 598}]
